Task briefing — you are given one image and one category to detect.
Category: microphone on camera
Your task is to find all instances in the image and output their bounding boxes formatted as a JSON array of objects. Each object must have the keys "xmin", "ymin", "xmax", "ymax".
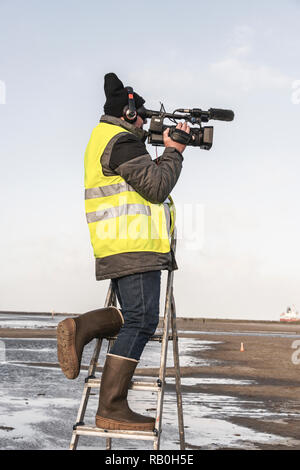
[
  {"xmin": 176, "ymin": 108, "xmax": 234, "ymax": 122},
  {"xmin": 208, "ymin": 108, "xmax": 234, "ymax": 122}
]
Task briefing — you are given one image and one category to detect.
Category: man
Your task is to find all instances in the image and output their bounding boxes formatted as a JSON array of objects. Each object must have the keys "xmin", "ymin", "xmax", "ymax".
[{"xmin": 57, "ymin": 73, "xmax": 189, "ymax": 432}]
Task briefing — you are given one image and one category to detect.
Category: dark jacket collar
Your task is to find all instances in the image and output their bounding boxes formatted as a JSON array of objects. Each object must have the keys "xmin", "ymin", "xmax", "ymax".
[{"xmin": 100, "ymin": 114, "xmax": 147, "ymax": 142}]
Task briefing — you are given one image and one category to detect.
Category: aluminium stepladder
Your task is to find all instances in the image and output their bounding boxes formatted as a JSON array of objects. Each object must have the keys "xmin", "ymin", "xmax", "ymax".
[{"xmin": 69, "ymin": 229, "xmax": 185, "ymax": 450}]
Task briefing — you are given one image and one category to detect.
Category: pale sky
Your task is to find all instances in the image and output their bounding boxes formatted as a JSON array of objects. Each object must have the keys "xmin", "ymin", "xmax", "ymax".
[{"xmin": 1, "ymin": 0, "xmax": 300, "ymax": 320}]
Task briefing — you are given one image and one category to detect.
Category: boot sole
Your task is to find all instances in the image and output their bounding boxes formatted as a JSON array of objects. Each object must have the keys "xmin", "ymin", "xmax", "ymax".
[
  {"xmin": 95, "ymin": 415, "xmax": 155, "ymax": 431},
  {"xmin": 57, "ymin": 318, "xmax": 79, "ymax": 379}
]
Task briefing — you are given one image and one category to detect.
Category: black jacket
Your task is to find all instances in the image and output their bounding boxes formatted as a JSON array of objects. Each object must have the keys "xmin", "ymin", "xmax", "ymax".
[{"xmin": 95, "ymin": 115, "xmax": 183, "ymax": 280}]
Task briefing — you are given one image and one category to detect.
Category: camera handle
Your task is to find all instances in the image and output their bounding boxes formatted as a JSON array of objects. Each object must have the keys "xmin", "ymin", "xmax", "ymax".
[{"xmin": 169, "ymin": 128, "xmax": 193, "ymax": 145}]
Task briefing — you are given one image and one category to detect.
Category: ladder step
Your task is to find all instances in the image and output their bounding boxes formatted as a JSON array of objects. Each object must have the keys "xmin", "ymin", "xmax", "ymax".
[
  {"xmin": 74, "ymin": 425, "xmax": 156, "ymax": 441},
  {"xmin": 151, "ymin": 333, "xmax": 174, "ymax": 341},
  {"xmin": 69, "ymin": 269, "xmax": 185, "ymax": 450},
  {"xmin": 86, "ymin": 377, "xmax": 162, "ymax": 391},
  {"xmin": 106, "ymin": 333, "xmax": 174, "ymax": 342}
]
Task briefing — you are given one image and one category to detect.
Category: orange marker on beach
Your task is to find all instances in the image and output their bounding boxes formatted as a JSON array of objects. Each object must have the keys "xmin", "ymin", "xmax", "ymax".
[{"xmin": 240, "ymin": 342, "xmax": 244, "ymax": 352}]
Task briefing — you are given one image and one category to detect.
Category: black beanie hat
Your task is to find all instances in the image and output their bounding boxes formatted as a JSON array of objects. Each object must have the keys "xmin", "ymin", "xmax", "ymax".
[{"xmin": 103, "ymin": 73, "xmax": 145, "ymax": 117}]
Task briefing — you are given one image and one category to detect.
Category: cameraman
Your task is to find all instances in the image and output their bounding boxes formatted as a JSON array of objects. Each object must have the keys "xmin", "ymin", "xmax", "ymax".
[{"xmin": 87, "ymin": 73, "xmax": 190, "ymax": 431}]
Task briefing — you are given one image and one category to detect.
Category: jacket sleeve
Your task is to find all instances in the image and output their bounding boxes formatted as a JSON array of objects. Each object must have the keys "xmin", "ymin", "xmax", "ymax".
[{"xmin": 109, "ymin": 133, "xmax": 183, "ymax": 204}]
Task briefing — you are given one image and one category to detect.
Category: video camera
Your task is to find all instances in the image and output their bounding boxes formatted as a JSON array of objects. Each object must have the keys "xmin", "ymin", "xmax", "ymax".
[
  {"xmin": 123, "ymin": 87, "xmax": 234, "ymax": 150},
  {"xmin": 138, "ymin": 104, "xmax": 234, "ymax": 150}
]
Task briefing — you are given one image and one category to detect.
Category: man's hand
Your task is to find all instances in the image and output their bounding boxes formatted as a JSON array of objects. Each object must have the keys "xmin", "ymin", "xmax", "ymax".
[{"xmin": 163, "ymin": 122, "xmax": 190, "ymax": 154}]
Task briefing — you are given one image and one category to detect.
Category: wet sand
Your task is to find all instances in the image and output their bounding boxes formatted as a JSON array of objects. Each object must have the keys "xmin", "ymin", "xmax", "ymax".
[
  {"xmin": 180, "ymin": 329, "xmax": 300, "ymax": 448},
  {"xmin": 1, "ymin": 318, "xmax": 300, "ymax": 449}
]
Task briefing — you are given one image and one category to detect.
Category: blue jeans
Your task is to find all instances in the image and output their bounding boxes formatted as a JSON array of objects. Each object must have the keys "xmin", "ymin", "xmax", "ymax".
[{"xmin": 109, "ymin": 270, "xmax": 161, "ymax": 361}]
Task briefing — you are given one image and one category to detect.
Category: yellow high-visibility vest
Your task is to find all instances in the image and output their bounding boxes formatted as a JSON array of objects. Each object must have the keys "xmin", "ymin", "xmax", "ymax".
[{"xmin": 84, "ymin": 122, "xmax": 175, "ymax": 259}]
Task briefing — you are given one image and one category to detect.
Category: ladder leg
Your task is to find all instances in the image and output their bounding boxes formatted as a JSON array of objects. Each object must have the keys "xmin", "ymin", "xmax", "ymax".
[
  {"xmin": 70, "ymin": 338, "xmax": 103, "ymax": 450},
  {"xmin": 70, "ymin": 429, "xmax": 80, "ymax": 450},
  {"xmin": 69, "ymin": 262, "xmax": 185, "ymax": 450},
  {"xmin": 104, "ymin": 281, "xmax": 116, "ymax": 308},
  {"xmin": 171, "ymin": 292, "xmax": 185, "ymax": 450},
  {"xmin": 106, "ymin": 437, "xmax": 112, "ymax": 450},
  {"xmin": 70, "ymin": 281, "xmax": 115, "ymax": 450},
  {"xmin": 105, "ymin": 284, "xmax": 118, "ymax": 451},
  {"xmin": 153, "ymin": 269, "xmax": 174, "ymax": 450},
  {"xmin": 104, "ymin": 334, "xmax": 116, "ymax": 450}
]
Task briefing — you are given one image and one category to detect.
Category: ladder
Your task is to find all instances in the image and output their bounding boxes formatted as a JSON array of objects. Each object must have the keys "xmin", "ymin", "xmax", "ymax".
[{"xmin": 69, "ymin": 230, "xmax": 185, "ymax": 450}]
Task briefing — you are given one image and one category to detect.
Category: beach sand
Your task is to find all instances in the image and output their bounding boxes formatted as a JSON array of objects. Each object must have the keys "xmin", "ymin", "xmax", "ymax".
[{"xmin": 1, "ymin": 318, "xmax": 300, "ymax": 449}]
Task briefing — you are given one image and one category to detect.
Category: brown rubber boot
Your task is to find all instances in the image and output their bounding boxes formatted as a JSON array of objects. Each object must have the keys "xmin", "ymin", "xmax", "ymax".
[
  {"xmin": 95, "ymin": 354, "xmax": 155, "ymax": 431},
  {"xmin": 57, "ymin": 307, "xmax": 123, "ymax": 380}
]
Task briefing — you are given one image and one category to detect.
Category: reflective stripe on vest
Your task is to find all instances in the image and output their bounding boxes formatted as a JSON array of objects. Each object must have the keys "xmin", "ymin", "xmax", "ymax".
[
  {"xmin": 86, "ymin": 203, "xmax": 151, "ymax": 224},
  {"xmin": 84, "ymin": 122, "xmax": 175, "ymax": 259},
  {"xmin": 85, "ymin": 181, "xmax": 135, "ymax": 199}
]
